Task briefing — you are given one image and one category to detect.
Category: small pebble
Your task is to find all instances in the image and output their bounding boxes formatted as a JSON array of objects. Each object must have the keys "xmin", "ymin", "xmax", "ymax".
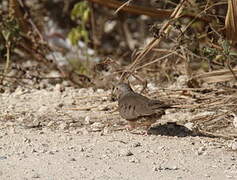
[
  {"xmin": 85, "ymin": 116, "xmax": 91, "ymax": 125},
  {"xmin": 96, "ymin": 89, "xmax": 104, "ymax": 93},
  {"xmin": 48, "ymin": 151, "xmax": 54, "ymax": 155},
  {"xmin": 68, "ymin": 146, "xmax": 74, "ymax": 150},
  {"xmin": 132, "ymin": 142, "xmax": 141, "ymax": 147},
  {"xmin": 31, "ymin": 149, "xmax": 37, "ymax": 153},
  {"xmin": 47, "ymin": 121, "xmax": 55, "ymax": 127},
  {"xmin": 54, "ymin": 84, "xmax": 65, "ymax": 92},
  {"xmin": 184, "ymin": 122, "xmax": 194, "ymax": 130},
  {"xmin": 157, "ymin": 166, "xmax": 179, "ymax": 171},
  {"xmin": 231, "ymin": 142, "xmax": 237, "ymax": 151},
  {"xmin": 129, "ymin": 157, "xmax": 139, "ymax": 163},
  {"xmin": 153, "ymin": 167, "xmax": 158, "ymax": 171},
  {"xmin": 57, "ymin": 103, "xmax": 64, "ymax": 108},
  {"xmin": 70, "ymin": 158, "xmax": 76, "ymax": 161},
  {"xmin": 85, "ymin": 154, "xmax": 90, "ymax": 157},
  {"xmin": 197, "ymin": 146, "xmax": 206, "ymax": 155},
  {"xmin": 58, "ymin": 123, "xmax": 68, "ymax": 130},
  {"xmin": 119, "ymin": 149, "xmax": 133, "ymax": 156},
  {"xmin": 91, "ymin": 122, "xmax": 104, "ymax": 131},
  {"xmin": 232, "ymin": 113, "xmax": 237, "ymax": 128},
  {"xmin": 80, "ymin": 167, "xmax": 87, "ymax": 171},
  {"xmin": 78, "ymin": 146, "xmax": 85, "ymax": 152},
  {"xmin": 32, "ymin": 173, "xmax": 40, "ymax": 179}
]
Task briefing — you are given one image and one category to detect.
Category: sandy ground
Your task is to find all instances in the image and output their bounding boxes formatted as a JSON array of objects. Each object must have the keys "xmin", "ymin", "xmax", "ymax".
[{"xmin": 0, "ymin": 85, "xmax": 237, "ymax": 180}]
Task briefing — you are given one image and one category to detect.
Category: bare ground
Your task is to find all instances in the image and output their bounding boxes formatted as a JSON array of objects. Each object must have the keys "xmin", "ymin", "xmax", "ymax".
[{"xmin": 0, "ymin": 84, "xmax": 237, "ymax": 180}]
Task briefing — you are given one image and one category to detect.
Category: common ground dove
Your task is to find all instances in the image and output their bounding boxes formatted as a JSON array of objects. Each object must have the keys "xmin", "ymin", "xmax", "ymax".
[{"xmin": 115, "ymin": 83, "xmax": 170, "ymax": 130}]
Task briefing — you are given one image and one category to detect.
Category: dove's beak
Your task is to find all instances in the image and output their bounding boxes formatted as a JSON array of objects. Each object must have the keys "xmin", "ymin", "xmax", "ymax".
[{"xmin": 110, "ymin": 85, "xmax": 118, "ymax": 101}]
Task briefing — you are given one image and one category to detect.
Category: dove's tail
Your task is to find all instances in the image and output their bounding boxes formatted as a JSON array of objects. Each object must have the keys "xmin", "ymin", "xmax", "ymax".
[{"xmin": 149, "ymin": 99, "xmax": 172, "ymax": 109}]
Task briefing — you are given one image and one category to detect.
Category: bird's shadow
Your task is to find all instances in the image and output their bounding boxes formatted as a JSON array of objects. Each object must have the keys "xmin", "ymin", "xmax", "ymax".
[{"xmin": 147, "ymin": 122, "xmax": 210, "ymax": 138}]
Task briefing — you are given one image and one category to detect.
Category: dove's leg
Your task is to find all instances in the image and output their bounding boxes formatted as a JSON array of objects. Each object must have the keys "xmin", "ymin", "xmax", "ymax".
[
  {"xmin": 127, "ymin": 120, "xmax": 150, "ymax": 135},
  {"xmin": 126, "ymin": 121, "xmax": 138, "ymax": 130},
  {"xmin": 141, "ymin": 118, "xmax": 157, "ymax": 130}
]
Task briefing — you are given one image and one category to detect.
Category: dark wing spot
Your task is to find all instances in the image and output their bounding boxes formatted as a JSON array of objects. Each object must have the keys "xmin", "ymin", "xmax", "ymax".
[{"xmin": 133, "ymin": 105, "xmax": 136, "ymax": 112}]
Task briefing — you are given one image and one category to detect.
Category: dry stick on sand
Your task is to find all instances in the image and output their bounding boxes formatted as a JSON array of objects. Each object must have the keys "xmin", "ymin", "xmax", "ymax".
[
  {"xmin": 64, "ymin": 102, "xmax": 117, "ymax": 111},
  {"xmin": 193, "ymin": 111, "xmax": 237, "ymax": 139},
  {"xmin": 76, "ymin": 93, "xmax": 109, "ymax": 100},
  {"xmin": 192, "ymin": 68, "xmax": 237, "ymax": 83}
]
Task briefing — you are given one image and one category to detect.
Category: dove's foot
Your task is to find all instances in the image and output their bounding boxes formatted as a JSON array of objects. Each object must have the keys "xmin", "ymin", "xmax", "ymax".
[
  {"xmin": 125, "ymin": 121, "xmax": 137, "ymax": 131},
  {"xmin": 125, "ymin": 121, "xmax": 153, "ymax": 135}
]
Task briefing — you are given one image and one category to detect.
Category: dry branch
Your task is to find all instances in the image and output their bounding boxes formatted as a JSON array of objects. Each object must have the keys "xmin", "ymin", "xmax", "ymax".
[
  {"xmin": 225, "ymin": 0, "xmax": 237, "ymax": 42},
  {"xmin": 191, "ymin": 68, "xmax": 237, "ymax": 84},
  {"xmin": 88, "ymin": 0, "xmax": 172, "ymax": 19}
]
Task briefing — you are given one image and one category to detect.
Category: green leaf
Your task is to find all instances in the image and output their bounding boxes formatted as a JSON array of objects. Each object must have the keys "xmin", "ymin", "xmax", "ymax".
[{"xmin": 71, "ymin": 1, "xmax": 90, "ymax": 22}]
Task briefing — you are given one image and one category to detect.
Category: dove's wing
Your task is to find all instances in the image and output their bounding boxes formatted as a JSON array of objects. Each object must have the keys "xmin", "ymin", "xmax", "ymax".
[
  {"xmin": 148, "ymin": 99, "xmax": 171, "ymax": 109},
  {"xmin": 118, "ymin": 93, "xmax": 158, "ymax": 120}
]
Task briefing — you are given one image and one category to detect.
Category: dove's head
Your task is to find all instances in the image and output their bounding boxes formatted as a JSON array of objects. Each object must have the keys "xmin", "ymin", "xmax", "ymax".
[{"xmin": 114, "ymin": 83, "xmax": 134, "ymax": 99}]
